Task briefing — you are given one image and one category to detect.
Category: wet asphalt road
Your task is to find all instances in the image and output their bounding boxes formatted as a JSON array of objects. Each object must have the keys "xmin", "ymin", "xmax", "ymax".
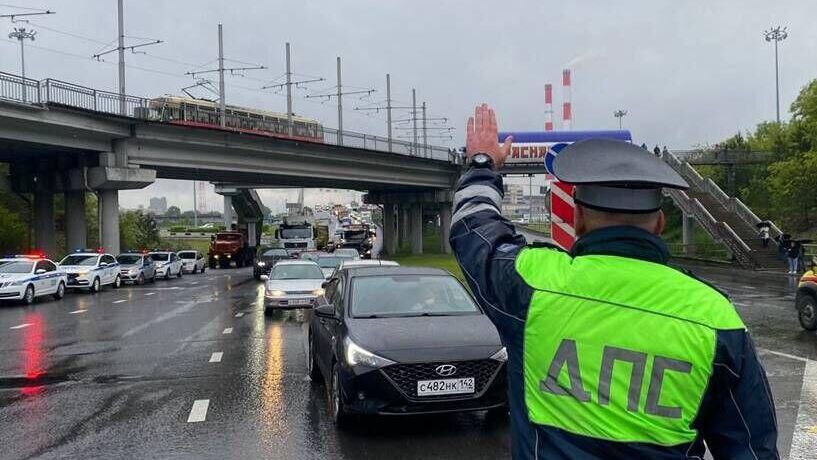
[{"xmin": 0, "ymin": 262, "xmax": 815, "ymax": 459}]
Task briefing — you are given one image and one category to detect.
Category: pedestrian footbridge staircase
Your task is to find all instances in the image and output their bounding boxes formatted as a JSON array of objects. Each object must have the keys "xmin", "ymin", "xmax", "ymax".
[{"xmin": 663, "ymin": 151, "xmax": 785, "ymax": 270}]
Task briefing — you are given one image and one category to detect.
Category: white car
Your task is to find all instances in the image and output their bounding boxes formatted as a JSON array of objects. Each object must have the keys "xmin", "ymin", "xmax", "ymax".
[
  {"xmin": 60, "ymin": 251, "xmax": 121, "ymax": 293},
  {"xmin": 0, "ymin": 256, "xmax": 68, "ymax": 304},
  {"xmin": 149, "ymin": 251, "xmax": 184, "ymax": 279},
  {"xmin": 261, "ymin": 260, "xmax": 325, "ymax": 311},
  {"xmin": 178, "ymin": 250, "xmax": 206, "ymax": 274}
]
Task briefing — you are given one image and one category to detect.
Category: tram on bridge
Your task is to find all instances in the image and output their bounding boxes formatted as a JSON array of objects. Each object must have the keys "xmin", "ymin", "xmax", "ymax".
[{"xmin": 140, "ymin": 96, "xmax": 325, "ymax": 143}]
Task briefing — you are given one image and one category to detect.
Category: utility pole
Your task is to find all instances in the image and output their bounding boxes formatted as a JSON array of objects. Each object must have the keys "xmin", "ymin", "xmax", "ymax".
[
  {"xmin": 337, "ymin": 57, "xmax": 343, "ymax": 144},
  {"xmin": 304, "ymin": 56, "xmax": 374, "ymax": 145},
  {"xmin": 422, "ymin": 102, "xmax": 428, "ymax": 157},
  {"xmin": 764, "ymin": 26, "xmax": 788, "ymax": 124},
  {"xmin": 187, "ymin": 25, "xmax": 265, "ymax": 127},
  {"xmin": 386, "ymin": 74, "xmax": 392, "ymax": 152},
  {"xmin": 92, "ymin": 2, "xmax": 161, "ymax": 115},
  {"xmin": 117, "ymin": 0, "xmax": 125, "ymax": 114},
  {"xmin": 218, "ymin": 24, "xmax": 226, "ymax": 127},
  {"xmin": 412, "ymin": 89, "xmax": 418, "ymax": 155},
  {"xmin": 613, "ymin": 109, "xmax": 628, "ymax": 129},
  {"xmin": 262, "ymin": 42, "xmax": 323, "ymax": 137}
]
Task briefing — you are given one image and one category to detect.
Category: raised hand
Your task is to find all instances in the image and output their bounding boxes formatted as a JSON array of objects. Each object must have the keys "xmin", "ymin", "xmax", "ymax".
[{"xmin": 465, "ymin": 103, "xmax": 513, "ymax": 167}]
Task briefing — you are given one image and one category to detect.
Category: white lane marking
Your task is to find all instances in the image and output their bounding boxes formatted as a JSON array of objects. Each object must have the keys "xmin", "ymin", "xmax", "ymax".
[
  {"xmin": 113, "ymin": 299, "xmax": 127, "ymax": 304},
  {"xmin": 144, "ymin": 292, "xmax": 155, "ymax": 296},
  {"xmin": 222, "ymin": 327, "xmax": 233, "ymax": 334},
  {"xmin": 9, "ymin": 323, "xmax": 32, "ymax": 330},
  {"xmin": 790, "ymin": 359, "xmax": 817, "ymax": 457},
  {"xmin": 759, "ymin": 347, "xmax": 810, "ymax": 363},
  {"xmin": 69, "ymin": 309, "xmax": 87, "ymax": 314},
  {"xmin": 234, "ymin": 312, "xmax": 244, "ymax": 318},
  {"xmin": 187, "ymin": 399, "xmax": 210, "ymax": 423},
  {"xmin": 209, "ymin": 352, "xmax": 223, "ymax": 363}
]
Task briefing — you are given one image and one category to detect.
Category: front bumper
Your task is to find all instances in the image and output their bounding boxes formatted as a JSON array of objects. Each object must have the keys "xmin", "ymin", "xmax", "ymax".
[
  {"xmin": 182, "ymin": 263, "xmax": 197, "ymax": 273},
  {"xmin": 0, "ymin": 286, "xmax": 25, "ymax": 300},
  {"xmin": 339, "ymin": 360, "xmax": 507, "ymax": 415},
  {"xmin": 120, "ymin": 270, "xmax": 140, "ymax": 282},
  {"xmin": 66, "ymin": 274, "xmax": 91, "ymax": 287},
  {"xmin": 264, "ymin": 294, "xmax": 317, "ymax": 309}
]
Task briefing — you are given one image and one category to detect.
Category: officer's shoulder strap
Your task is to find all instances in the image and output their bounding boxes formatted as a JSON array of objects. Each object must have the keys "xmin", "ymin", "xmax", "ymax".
[{"xmin": 515, "ymin": 245, "xmax": 573, "ymax": 291}]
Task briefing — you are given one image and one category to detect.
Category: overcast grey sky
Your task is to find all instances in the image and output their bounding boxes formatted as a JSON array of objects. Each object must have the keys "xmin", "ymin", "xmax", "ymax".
[{"xmin": 2, "ymin": 0, "xmax": 814, "ymax": 211}]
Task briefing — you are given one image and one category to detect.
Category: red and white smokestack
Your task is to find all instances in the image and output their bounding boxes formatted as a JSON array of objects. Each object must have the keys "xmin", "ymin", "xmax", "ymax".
[
  {"xmin": 544, "ymin": 84, "xmax": 554, "ymax": 131},
  {"xmin": 562, "ymin": 69, "xmax": 572, "ymax": 130}
]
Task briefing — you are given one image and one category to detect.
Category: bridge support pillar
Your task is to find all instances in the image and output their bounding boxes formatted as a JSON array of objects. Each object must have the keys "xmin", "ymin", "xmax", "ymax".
[
  {"xmin": 64, "ymin": 190, "xmax": 87, "ymax": 251},
  {"xmin": 382, "ymin": 204, "xmax": 398, "ymax": 256},
  {"xmin": 410, "ymin": 203, "xmax": 423, "ymax": 255},
  {"xmin": 682, "ymin": 213, "xmax": 695, "ymax": 256},
  {"xmin": 398, "ymin": 205, "xmax": 409, "ymax": 251},
  {"xmin": 223, "ymin": 196, "xmax": 234, "ymax": 229},
  {"xmin": 438, "ymin": 203, "xmax": 452, "ymax": 254},
  {"xmin": 34, "ymin": 190, "xmax": 56, "ymax": 255},
  {"xmin": 99, "ymin": 189, "xmax": 120, "ymax": 255}
]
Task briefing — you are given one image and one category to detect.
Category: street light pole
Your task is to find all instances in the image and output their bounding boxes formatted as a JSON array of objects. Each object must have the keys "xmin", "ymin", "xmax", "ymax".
[
  {"xmin": 764, "ymin": 26, "xmax": 788, "ymax": 124},
  {"xmin": 117, "ymin": 0, "xmax": 125, "ymax": 115},
  {"xmin": 613, "ymin": 109, "xmax": 628, "ymax": 129},
  {"xmin": 8, "ymin": 28, "xmax": 36, "ymax": 101}
]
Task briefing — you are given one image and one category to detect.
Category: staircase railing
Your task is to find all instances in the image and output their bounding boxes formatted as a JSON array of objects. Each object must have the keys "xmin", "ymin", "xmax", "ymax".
[{"xmin": 665, "ymin": 188, "xmax": 757, "ymax": 269}]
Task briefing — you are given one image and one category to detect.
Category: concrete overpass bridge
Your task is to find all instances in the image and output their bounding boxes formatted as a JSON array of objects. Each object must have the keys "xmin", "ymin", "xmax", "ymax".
[{"xmin": 0, "ymin": 72, "xmax": 461, "ymax": 256}]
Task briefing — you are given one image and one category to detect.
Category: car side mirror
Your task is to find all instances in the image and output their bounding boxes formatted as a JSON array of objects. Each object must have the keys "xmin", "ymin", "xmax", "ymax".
[
  {"xmin": 321, "ymin": 281, "xmax": 329, "ymax": 289},
  {"xmin": 314, "ymin": 303, "xmax": 336, "ymax": 319},
  {"xmin": 260, "ymin": 274, "xmax": 269, "ymax": 281},
  {"xmin": 35, "ymin": 268, "xmax": 46, "ymax": 274}
]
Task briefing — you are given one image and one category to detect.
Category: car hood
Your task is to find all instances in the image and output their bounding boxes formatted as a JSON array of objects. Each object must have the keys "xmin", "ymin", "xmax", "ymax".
[
  {"xmin": 266, "ymin": 279, "xmax": 324, "ymax": 292},
  {"xmin": 0, "ymin": 273, "xmax": 32, "ymax": 281},
  {"xmin": 120, "ymin": 264, "xmax": 141, "ymax": 270},
  {"xmin": 347, "ymin": 315, "xmax": 502, "ymax": 363}
]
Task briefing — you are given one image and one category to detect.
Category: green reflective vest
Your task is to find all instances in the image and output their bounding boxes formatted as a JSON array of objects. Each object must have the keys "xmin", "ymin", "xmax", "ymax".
[{"xmin": 517, "ymin": 247, "xmax": 745, "ymax": 446}]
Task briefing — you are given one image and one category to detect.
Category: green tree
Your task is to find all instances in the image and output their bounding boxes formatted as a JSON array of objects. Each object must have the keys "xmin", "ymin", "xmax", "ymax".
[
  {"xmin": 766, "ymin": 152, "xmax": 817, "ymax": 230},
  {"xmin": 0, "ymin": 203, "xmax": 27, "ymax": 253},
  {"xmin": 120, "ymin": 210, "xmax": 160, "ymax": 251},
  {"xmin": 165, "ymin": 206, "xmax": 181, "ymax": 219}
]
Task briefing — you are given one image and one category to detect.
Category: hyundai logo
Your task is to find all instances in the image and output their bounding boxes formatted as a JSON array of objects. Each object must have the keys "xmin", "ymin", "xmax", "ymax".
[{"xmin": 435, "ymin": 364, "xmax": 457, "ymax": 377}]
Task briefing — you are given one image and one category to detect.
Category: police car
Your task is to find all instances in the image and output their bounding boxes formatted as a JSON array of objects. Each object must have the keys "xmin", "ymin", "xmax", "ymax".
[
  {"xmin": 0, "ymin": 255, "xmax": 67, "ymax": 304},
  {"xmin": 59, "ymin": 250, "xmax": 121, "ymax": 293},
  {"xmin": 178, "ymin": 250, "xmax": 206, "ymax": 274},
  {"xmin": 149, "ymin": 251, "xmax": 183, "ymax": 279}
]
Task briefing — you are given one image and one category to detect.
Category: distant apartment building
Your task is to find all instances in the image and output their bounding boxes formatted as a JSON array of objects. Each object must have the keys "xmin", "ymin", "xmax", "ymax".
[
  {"xmin": 501, "ymin": 184, "xmax": 526, "ymax": 217},
  {"xmin": 148, "ymin": 196, "xmax": 168, "ymax": 215}
]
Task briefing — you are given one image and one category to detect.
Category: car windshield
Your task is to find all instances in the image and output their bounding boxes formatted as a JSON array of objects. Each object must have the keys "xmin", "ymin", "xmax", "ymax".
[
  {"xmin": 117, "ymin": 255, "xmax": 142, "ymax": 265},
  {"xmin": 270, "ymin": 264, "xmax": 324, "ymax": 280},
  {"xmin": 150, "ymin": 253, "xmax": 170, "ymax": 262},
  {"xmin": 262, "ymin": 249, "xmax": 288, "ymax": 257},
  {"xmin": 178, "ymin": 251, "xmax": 196, "ymax": 259},
  {"xmin": 280, "ymin": 227, "xmax": 312, "ymax": 239},
  {"xmin": 60, "ymin": 255, "xmax": 98, "ymax": 266},
  {"xmin": 317, "ymin": 256, "xmax": 347, "ymax": 268},
  {"xmin": 351, "ymin": 275, "xmax": 479, "ymax": 318},
  {"xmin": 0, "ymin": 261, "xmax": 34, "ymax": 273}
]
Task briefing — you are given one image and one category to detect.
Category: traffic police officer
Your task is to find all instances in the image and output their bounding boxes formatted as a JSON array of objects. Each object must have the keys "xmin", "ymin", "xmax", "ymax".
[{"xmin": 451, "ymin": 104, "xmax": 779, "ymax": 459}]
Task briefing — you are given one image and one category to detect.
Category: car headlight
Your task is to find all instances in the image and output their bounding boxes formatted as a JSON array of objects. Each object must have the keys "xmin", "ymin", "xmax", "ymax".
[
  {"xmin": 10, "ymin": 280, "xmax": 23, "ymax": 286},
  {"xmin": 129, "ymin": 269, "xmax": 138, "ymax": 275},
  {"xmin": 78, "ymin": 271, "xmax": 89, "ymax": 276},
  {"xmin": 266, "ymin": 289, "xmax": 285, "ymax": 298},
  {"xmin": 226, "ymin": 254, "xmax": 231, "ymax": 259},
  {"xmin": 490, "ymin": 347, "xmax": 508, "ymax": 362},
  {"xmin": 344, "ymin": 337, "xmax": 395, "ymax": 368},
  {"xmin": 312, "ymin": 288, "xmax": 325, "ymax": 297},
  {"xmin": 257, "ymin": 261, "xmax": 266, "ymax": 267},
  {"xmin": 214, "ymin": 255, "xmax": 219, "ymax": 259}
]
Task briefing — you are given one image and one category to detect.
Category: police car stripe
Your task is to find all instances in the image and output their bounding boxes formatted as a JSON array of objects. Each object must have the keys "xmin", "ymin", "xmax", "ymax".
[{"xmin": 454, "ymin": 185, "xmax": 502, "ymax": 211}]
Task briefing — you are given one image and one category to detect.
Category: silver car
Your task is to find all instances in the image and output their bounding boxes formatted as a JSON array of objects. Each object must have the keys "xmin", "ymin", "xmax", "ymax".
[
  {"xmin": 116, "ymin": 253, "xmax": 156, "ymax": 285},
  {"xmin": 261, "ymin": 260, "xmax": 325, "ymax": 312}
]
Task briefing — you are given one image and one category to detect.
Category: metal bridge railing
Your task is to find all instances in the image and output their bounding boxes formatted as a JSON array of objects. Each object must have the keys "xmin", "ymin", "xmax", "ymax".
[{"xmin": 0, "ymin": 71, "xmax": 455, "ymax": 162}]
